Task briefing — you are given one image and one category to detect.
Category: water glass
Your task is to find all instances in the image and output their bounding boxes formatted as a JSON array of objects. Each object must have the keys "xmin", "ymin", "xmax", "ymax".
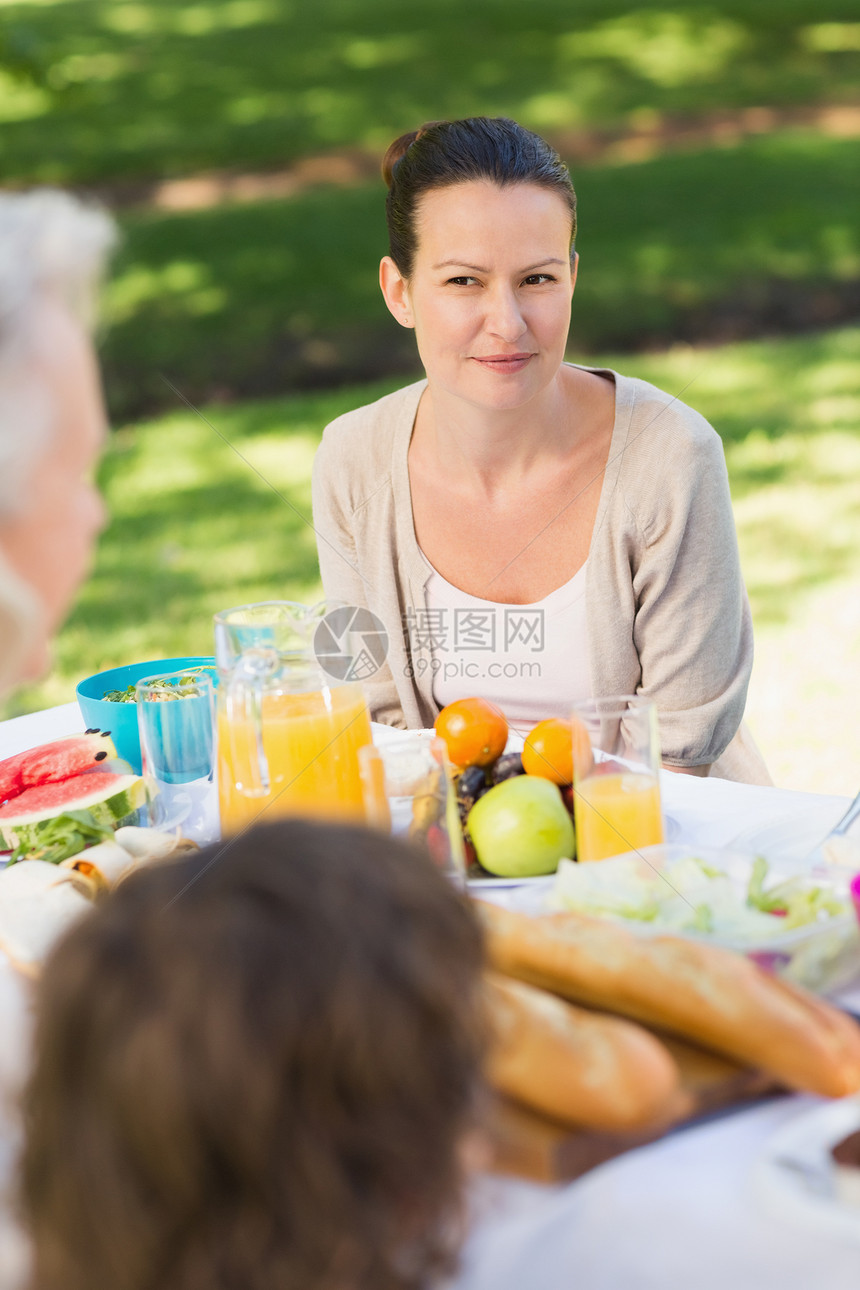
[
  {"xmin": 136, "ymin": 668, "xmax": 219, "ymax": 844},
  {"xmin": 359, "ymin": 735, "xmax": 466, "ymax": 879}
]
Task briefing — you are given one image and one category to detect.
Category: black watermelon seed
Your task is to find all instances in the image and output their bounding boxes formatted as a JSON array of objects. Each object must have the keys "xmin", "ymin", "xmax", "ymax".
[
  {"xmin": 85, "ymin": 728, "xmax": 99, "ymax": 735},
  {"xmin": 94, "ymin": 751, "xmax": 108, "ymax": 761}
]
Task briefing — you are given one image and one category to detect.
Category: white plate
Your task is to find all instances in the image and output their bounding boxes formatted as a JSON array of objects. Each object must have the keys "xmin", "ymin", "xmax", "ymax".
[
  {"xmin": 754, "ymin": 1097, "xmax": 860, "ymax": 1246},
  {"xmin": 468, "ymin": 878, "xmax": 555, "ymax": 917},
  {"xmin": 464, "ymin": 815, "xmax": 680, "ymax": 897},
  {"xmin": 464, "ymin": 813, "xmax": 680, "ymax": 889},
  {"xmin": 466, "ymin": 874, "xmax": 554, "ymax": 893}
]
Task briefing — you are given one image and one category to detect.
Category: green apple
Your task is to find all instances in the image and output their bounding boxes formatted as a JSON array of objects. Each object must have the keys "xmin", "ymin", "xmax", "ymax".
[{"xmin": 467, "ymin": 775, "xmax": 575, "ymax": 877}]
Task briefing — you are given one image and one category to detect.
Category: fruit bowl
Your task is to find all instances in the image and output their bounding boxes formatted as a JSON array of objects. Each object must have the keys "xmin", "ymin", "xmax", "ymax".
[{"xmin": 75, "ymin": 657, "xmax": 215, "ymax": 775}]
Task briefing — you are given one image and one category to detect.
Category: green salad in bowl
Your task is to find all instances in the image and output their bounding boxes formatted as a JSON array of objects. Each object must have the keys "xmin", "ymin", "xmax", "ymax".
[{"xmin": 548, "ymin": 844, "xmax": 860, "ymax": 995}]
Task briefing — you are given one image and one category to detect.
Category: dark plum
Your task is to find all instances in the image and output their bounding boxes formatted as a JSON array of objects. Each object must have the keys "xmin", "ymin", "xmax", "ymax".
[
  {"xmin": 491, "ymin": 752, "xmax": 524, "ymax": 784},
  {"xmin": 456, "ymin": 765, "xmax": 489, "ymax": 812}
]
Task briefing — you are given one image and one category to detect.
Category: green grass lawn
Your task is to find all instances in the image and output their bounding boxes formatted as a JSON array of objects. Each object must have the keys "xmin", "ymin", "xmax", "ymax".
[
  {"xmin": 2, "ymin": 0, "xmax": 858, "ymax": 185},
  {"xmin": 4, "ymin": 2, "xmax": 857, "ymax": 420},
  {"xmin": 99, "ymin": 129, "xmax": 860, "ymax": 420}
]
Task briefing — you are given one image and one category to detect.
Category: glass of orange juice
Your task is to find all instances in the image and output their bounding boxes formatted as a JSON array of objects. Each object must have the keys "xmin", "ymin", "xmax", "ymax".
[
  {"xmin": 571, "ymin": 696, "xmax": 664, "ymax": 863},
  {"xmin": 214, "ymin": 601, "xmax": 373, "ymax": 836}
]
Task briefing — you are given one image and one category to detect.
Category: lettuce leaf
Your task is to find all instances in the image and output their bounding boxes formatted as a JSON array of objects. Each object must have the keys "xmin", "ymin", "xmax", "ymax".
[{"xmin": 9, "ymin": 811, "xmax": 113, "ymax": 866}]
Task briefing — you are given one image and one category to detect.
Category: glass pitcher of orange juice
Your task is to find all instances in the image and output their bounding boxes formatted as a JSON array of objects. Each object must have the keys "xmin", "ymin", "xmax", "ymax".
[{"xmin": 214, "ymin": 601, "xmax": 373, "ymax": 835}]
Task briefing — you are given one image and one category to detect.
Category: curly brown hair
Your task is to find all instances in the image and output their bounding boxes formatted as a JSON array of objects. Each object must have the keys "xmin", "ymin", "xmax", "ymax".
[{"xmin": 20, "ymin": 820, "xmax": 487, "ymax": 1290}]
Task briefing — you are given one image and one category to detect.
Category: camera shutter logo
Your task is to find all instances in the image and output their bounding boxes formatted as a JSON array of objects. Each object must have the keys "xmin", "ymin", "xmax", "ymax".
[{"xmin": 314, "ymin": 606, "xmax": 389, "ymax": 682}]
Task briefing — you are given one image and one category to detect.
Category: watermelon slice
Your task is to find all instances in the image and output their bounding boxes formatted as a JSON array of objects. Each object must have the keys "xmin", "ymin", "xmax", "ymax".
[
  {"xmin": 0, "ymin": 771, "xmax": 145, "ymax": 853},
  {"xmin": 0, "ymin": 731, "xmax": 116, "ymax": 804}
]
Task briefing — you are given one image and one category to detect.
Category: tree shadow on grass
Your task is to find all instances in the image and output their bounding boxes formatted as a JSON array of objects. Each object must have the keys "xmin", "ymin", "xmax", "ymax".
[
  {"xmin": 98, "ymin": 133, "xmax": 860, "ymax": 420},
  {"xmin": 3, "ymin": 0, "xmax": 857, "ymax": 185}
]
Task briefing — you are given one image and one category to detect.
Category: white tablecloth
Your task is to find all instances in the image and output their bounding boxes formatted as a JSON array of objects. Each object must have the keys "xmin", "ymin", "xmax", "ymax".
[
  {"xmin": 1, "ymin": 706, "xmax": 858, "ymax": 1289},
  {"xmin": 450, "ymin": 771, "xmax": 860, "ymax": 1290},
  {"xmin": 453, "ymin": 1097, "xmax": 859, "ymax": 1290}
]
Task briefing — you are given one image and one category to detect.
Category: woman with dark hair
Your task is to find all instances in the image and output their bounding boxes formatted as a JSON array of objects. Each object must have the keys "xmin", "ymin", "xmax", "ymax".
[
  {"xmin": 20, "ymin": 820, "xmax": 486, "ymax": 1290},
  {"xmin": 312, "ymin": 117, "xmax": 768, "ymax": 782}
]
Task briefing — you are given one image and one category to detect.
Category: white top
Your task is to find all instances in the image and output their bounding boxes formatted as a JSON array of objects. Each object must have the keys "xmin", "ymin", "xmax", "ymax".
[{"xmin": 424, "ymin": 560, "xmax": 592, "ymax": 732}]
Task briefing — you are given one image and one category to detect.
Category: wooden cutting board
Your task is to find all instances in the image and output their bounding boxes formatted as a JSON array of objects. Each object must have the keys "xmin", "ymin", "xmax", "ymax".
[{"xmin": 486, "ymin": 1033, "xmax": 782, "ymax": 1184}]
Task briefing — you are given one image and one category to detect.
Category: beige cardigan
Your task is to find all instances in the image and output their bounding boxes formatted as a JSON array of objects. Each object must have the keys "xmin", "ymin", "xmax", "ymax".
[{"xmin": 312, "ymin": 370, "xmax": 770, "ymax": 784}]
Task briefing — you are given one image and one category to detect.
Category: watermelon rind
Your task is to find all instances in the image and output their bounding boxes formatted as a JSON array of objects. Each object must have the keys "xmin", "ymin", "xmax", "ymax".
[{"xmin": 0, "ymin": 774, "xmax": 145, "ymax": 852}]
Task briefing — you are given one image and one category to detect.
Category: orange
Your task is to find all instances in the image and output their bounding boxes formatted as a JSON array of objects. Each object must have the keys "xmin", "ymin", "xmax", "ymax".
[
  {"xmin": 522, "ymin": 716, "xmax": 593, "ymax": 785},
  {"xmin": 435, "ymin": 698, "xmax": 508, "ymax": 770}
]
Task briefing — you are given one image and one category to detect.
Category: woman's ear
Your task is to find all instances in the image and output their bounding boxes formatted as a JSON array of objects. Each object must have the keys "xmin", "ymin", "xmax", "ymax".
[
  {"xmin": 570, "ymin": 251, "xmax": 579, "ymax": 297},
  {"xmin": 379, "ymin": 256, "xmax": 414, "ymax": 329}
]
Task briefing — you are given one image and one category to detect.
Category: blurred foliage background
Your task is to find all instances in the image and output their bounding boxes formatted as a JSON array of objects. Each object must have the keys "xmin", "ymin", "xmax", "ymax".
[{"xmin": 1, "ymin": 0, "xmax": 859, "ymax": 790}]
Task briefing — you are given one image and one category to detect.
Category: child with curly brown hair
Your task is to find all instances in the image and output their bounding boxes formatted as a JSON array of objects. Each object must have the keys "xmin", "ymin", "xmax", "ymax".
[{"xmin": 20, "ymin": 819, "xmax": 486, "ymax": 1290}]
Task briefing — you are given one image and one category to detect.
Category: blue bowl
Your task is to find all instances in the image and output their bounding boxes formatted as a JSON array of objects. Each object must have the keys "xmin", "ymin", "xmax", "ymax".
[{"xmin": 76, "ymin": 657, "xmax": 216, "ymax": 775}]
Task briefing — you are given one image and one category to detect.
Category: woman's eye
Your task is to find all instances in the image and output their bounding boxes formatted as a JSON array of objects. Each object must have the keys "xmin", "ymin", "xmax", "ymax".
[
  {"xmin": 446, "ymin": 276, "xmax": 479, "ymax": 286},
  {"xmin": 522, "ymin": 273, "xmax": 556, "ymax": 286}
]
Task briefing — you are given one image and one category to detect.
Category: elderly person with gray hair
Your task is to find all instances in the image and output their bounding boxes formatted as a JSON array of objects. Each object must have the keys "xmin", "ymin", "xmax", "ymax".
[
  {"xmin": 0, "ymin": 189, "xmax": 115, "ymax": 696},
  {"xmin": 0, "ymin": 189, "xmax": 114, "ymax": 1289}
]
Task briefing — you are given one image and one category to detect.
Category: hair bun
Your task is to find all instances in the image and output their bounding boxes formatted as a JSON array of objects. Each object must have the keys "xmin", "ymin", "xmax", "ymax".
[
  {"xmin": 381, "ymin": 122, "xmax": 446, "ymax": 187},
  {"xmin": 381, "ymin": 131, "xmax": 420, "ymax": 188}
]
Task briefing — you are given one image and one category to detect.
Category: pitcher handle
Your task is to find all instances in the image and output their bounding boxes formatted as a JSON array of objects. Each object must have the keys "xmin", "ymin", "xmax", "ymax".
[{"xmin": 226, "ymin": 647, "xmax": 279, "ymax": 797}]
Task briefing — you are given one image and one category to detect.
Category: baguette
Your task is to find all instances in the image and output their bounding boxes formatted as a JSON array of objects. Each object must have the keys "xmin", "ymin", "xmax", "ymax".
[
  {"xmin": 484, "ymin": 972, "xmax": 685, "ymax": 1131},
  {"xmin": 479, "ymin": 902, "xmax": 860, "ymax": 1098}
]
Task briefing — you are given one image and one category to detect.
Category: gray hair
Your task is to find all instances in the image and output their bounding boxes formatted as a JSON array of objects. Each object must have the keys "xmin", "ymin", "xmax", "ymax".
[{"xmin": 0, "ymin": 189, "xmax": 116, "ymax": 515}]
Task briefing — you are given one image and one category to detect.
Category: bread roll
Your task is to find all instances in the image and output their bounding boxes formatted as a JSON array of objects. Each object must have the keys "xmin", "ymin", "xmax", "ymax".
[
  {"xmin": 484, "ymin": 973, "xmax": 684, "ymax": 1131},
  {"xmin": 479, "ymin": 902, "xmax": 860, "ymax": 1098}
]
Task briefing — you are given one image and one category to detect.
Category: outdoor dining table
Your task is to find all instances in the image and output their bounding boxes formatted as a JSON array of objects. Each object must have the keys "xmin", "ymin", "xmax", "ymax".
[{"xmin": 0, "ymin": 703, "xmax": 858, "ymax": 1290}]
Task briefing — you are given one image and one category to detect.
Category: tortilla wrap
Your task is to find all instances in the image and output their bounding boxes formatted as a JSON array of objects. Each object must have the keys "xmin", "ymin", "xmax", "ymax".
[
  {"xmin": 0, "ymin": 884, "xmax": 93, "ymax": 973},
  {"xmin": 0, "ymin": 859, "xmax": 95, "ymax": 901},
  {"xmin": 61, "ymin": 839, "xmax": 136, "ymax": 888}
]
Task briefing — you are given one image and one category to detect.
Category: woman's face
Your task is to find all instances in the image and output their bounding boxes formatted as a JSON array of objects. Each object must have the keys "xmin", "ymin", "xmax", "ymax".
[{"xmin": 380, "ymin": 180, "xmax": 576, "ymax": 413}]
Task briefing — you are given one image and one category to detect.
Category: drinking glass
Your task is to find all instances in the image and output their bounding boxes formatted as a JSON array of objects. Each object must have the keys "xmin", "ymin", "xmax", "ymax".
[
  {"xmin": 136, "ymin": 668, "xmax": 219, "ymax": 844},
  {"xmin": 571, "ymin": 696, "xmax": 664, "ymax": 863},
  {"xmin": 359, "ymin": 735, "xmax": 466, "ymax": 880}
]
